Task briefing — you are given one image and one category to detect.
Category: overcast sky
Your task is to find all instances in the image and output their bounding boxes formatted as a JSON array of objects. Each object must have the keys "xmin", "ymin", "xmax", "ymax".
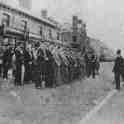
[
  {"xmin": 1, "ymin": 0, "xmax": 124, "ymax": 50},
  {"xmin": 32, "ymin": 0, "xmax": 124, "ymax": 51}
]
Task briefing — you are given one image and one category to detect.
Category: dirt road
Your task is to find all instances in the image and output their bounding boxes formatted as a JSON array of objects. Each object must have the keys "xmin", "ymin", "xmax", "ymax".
[{"xmin": 0, "ymin": 62, "xmax": 114, "ymax": 124}]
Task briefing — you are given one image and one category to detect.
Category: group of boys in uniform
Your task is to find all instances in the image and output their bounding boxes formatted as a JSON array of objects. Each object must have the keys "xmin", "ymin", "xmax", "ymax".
[
  {"xmin": 0, "ymin": 42, "xmax": 55, "ymax": 89},
  {"xmin": 84, "ymin": 51, "xmax": 100, "ymax": 79},
  {"xmin": 1, "ymin": 41, "xmax": 123, "ymax": 91}
]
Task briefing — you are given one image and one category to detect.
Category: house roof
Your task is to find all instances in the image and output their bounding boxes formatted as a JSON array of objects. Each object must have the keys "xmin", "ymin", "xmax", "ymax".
[{"xmin": 0, "ymin": 2, "xmax": 57, "ymax": 28}]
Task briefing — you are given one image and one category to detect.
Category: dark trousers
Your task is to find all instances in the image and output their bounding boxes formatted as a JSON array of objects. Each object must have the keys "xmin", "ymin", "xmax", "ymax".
[
  {"xmin": 35, "ymin": 71, "xmax": 42, "ymax": 88},
  {"xmin": 86, "ymin": 63, "xmax": 91, "ymax": 77},
  {"xmin": 68, "ymin": 66, "xmax": 72, "ymax": 82},
  {"xmin": 33, "ymin": 64, "xmax": 42, "ymax": 88},
  {"xmin": 114, "ymin": 72, "xmax": 121, "ymax": 90},
  {"xmin": 15, "ymin": 63, "xmax": 22, "ymax": 86},
  {"xmin": 91, "ymin": 64, "xmax": 96, "ymax": 78},
  {"xmin": 3, "ymin": 64, "xmax": 9, "ymax": 79},
  {"xmin": 96, "ymin": 62, "xmax": 100, "ymax": 74},
  {"xmin": 45, "ymin": 71, "xmax": 54, "ymax": 88},
  {"xmin": 24, "ymin": 63, "xmax": 32, "ymax": 84},
  {"xmin": 0, "ymin": 64, "xmax": 2, "ymax": 77}
]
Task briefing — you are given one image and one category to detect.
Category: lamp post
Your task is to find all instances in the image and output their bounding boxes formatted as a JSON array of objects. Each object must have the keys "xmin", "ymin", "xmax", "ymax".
[{"xmin": 23, "ymin": 27, "xmax": 29, "ymax": 49}]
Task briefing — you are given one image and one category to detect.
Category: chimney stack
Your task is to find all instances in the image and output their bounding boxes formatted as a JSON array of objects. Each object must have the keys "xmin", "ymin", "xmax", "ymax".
[
  {"xmin": 72, "ymin": 16, "xmax": 78, "ymax": 33},
  {"xmin": 19, "ymin": 0, "xmax": 31, "ymax": 10},
  {"xmin": 41, "ymin": 9, "xmax": 48, "ymax": 18}
]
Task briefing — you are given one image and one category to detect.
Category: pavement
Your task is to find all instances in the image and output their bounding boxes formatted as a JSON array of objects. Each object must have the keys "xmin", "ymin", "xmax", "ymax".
[
  {"xmin": 79, "ymin": 86, "xmax": 124, "ymax": 124},
  {"xmin": 0, "ymin": 62, "xmax": 116, "ymax": 124}
]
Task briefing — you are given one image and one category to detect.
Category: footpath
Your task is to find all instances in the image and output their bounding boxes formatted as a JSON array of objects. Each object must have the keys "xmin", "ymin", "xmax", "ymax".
[{"xmin": 79, "ymin": 88, "xmax": 124, "ymax": 124}]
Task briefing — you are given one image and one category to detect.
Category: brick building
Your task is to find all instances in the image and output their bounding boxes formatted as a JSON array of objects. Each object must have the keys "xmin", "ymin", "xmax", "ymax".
[{"xmin": 0, "ymin": 2, "xmax": 60, "ymax": 46}]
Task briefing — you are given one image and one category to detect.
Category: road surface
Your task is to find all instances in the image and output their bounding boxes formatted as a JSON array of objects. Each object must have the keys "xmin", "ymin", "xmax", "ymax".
[
  {"xmin": 0, "ymin": 62, "xmax": 114, "ymax": 124},
  {"xmin": 81, "ymin": 89, "xmax": 124, "ymax": 124}
]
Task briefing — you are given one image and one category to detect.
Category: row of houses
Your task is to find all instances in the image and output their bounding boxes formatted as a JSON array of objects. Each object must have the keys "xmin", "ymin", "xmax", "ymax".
[{"xmin": 0, "ymin": 2, "xmax": 87, "ymax": 51}]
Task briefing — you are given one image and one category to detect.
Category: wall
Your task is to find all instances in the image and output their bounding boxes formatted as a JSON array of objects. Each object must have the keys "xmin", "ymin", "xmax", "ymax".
[
  {"xmin": 61, "ymin": 31, "xmax": 72, "ymax": 42},
  {"xmin": 0, "ymin": 4, "xmax": 58, "ymax": 41}
]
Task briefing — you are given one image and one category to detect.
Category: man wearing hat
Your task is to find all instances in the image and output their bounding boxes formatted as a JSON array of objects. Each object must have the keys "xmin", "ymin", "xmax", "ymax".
[
  {"xmin": 112, "ymin": 49, "xmax": 124, "ymax": 90},
  {"xmin": 14, "ymin": 43, "xmax": 24, "ymax": 86},
  {"xmin": 2, "ymin": 44, "xmax": 14, "ymax": 80}
]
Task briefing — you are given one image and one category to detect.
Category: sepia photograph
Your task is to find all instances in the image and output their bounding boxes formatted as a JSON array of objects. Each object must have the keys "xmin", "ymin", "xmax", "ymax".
[{"xmin": 0, "ymin": 0, "xmax": 123, "ymax": 124}]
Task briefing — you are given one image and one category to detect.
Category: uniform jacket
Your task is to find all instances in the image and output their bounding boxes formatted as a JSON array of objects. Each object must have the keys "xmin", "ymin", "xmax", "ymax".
[
  {"xmin": 24, "ymin": 49, "xmax": 33, "ymax": 64},
  {"xmin": 3, "ymin": 48, "xmax": 13, "ymax": 63},
  {"xmin": 15, "ymin": 48, "xmax": 24, "ymax": 65},
  {"xmin": 113, "ymin": 56, "xmax": 124, "ymax": 73}
]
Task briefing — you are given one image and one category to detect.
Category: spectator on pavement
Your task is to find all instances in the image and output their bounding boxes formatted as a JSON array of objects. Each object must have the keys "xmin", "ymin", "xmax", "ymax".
[
  {"xmin": 95, "ymin": 55, "xmax": 100, "ymax": 75},
  {"xmin": 90, "ymin": 53, "xmax": 97, "ymax": 78},
  {"xmin": 112, "ymin": 49, "xmax": 123, "ymax": 90}
]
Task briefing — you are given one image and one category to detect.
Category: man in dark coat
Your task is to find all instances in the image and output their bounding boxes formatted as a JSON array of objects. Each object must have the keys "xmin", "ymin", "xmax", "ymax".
[
  {"xmin": 24, "ymin": 45, "xmax": 33, "ymax": 84},
  {"xmin": 44, "ymin": 49, "xmax": 55, "ymax": 88},
  {"xmin": 84, "ymin": 52, "xmax": 92, "ymax": 77},
  {"xmin": 90, "ymin": 54, "xmax": 97, "ymax": 78},
  {"xmin": 14, "ymin": 44, "xmax": 24, "ymax": 86},
  {"xmin": 95, "ymin": 56, "xmax": 100, "ymax": 75},
  {"xmin": 112, "ymin": 49, "xmax": 123, "ymax": 90},
  {"xmin": 2, "ymin": 45, "xmax": 14, "ymax": 80},
  {"xmin": 34, "ymin": 48, "xmax": 45, "ymax": 89}
]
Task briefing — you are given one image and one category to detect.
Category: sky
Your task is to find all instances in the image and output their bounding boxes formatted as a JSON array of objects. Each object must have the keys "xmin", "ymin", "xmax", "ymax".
[
  {"xmin": 31, "ymin": 0, "xmax": 124, "ymax": 51},
  {"xmin": 1, "ymin": 0, "xmax": 124, "ymax": 51}
]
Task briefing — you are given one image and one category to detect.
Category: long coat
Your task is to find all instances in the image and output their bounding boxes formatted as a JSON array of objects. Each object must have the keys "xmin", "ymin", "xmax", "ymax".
[
  {"xmin": 45, "ymin": 49, "xmax": 55, "ymax": 87},
  {"xmin": 23, "ymin": 49, "xmax": 34, "ymax": 82},
  {"xmin": 14, "ymin": 48, "xmax": 24, "ymax": 85},
  {"xmin": 113, "ymin": 56, "xmax": 124, "ymax": 73},
  {"xmin": 3, "ymin": 48, "xmax": 14, "ymax": 69}
]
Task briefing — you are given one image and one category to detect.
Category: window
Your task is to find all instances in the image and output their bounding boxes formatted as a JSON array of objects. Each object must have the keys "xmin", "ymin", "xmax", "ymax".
[
  {"xmin": 57, "ymin": 32, "xmax": 60, "ymax": 40},
  {"xmin": 40, "ymin": 26, "xmax": 43, "ymax": 36},
  {"xmin": 72, "ymin": 36, "xmax": 77, "ymax": 42},
  {"xmin": 2, "ymin": 13, "xmax": 10, "ymax": 26},
  {"xmin": 21, "ymin": 20, "xmax": 27, "ymax": 31},
  {"xmin": 48, "ymin": 29, "xmax": 52, "ymax": 39}
]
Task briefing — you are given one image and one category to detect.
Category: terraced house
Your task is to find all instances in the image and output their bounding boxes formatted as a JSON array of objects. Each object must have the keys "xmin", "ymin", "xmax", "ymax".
[{"xmin": 0, "ymin": 2, "xmax": 61, "ymax": 46}]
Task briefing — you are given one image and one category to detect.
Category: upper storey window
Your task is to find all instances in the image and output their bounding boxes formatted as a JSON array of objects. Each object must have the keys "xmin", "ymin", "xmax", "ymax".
[
  {"xmin": 21, "ymin": 20, "xmax": 27, "ymax": 31},
  {"xmin": 40, "ymin": 26, "xmax": 43, "ymax": 36},
  {"xmin": 57, "ymin": 32, "xmax": 60, "ymax": 40},
  {"xmin": 2, "ymin": 13, "xmax": 10, "ymax": 26},
  {"xmin": 49, "ymin": 29, "xmax": 52, "ymax": 39}
]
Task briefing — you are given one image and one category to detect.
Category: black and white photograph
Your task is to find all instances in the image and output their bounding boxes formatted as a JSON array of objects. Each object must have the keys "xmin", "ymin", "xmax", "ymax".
[{"xmin": 0, "ymin": 0, "xmax": 123, "ymax": 123}]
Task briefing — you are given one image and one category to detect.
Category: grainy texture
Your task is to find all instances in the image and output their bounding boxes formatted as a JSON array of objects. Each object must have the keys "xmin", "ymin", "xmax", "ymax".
[{"xmin": 0, "ymin": 62, "xmax": 113, "ymax": 124}]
